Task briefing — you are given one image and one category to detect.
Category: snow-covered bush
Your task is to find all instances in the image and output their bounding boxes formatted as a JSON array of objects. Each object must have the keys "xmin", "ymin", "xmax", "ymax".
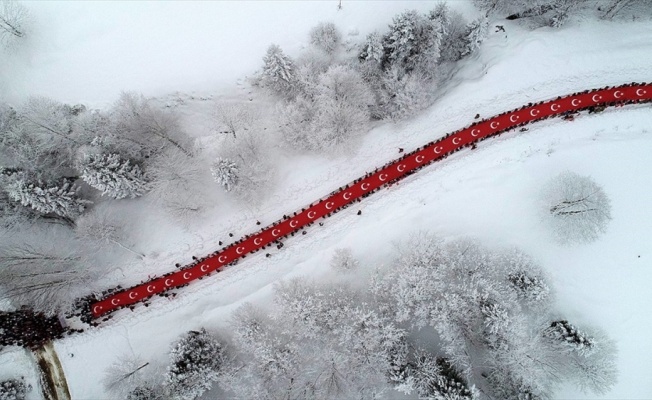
[
  {"xmin": 210, "ymin": 158, "xmax": 238, "ymax": 192},
  {"xmin": 0, "ymin": 378, "xmax": 31, "ymax": 400},
  {"xmin": 541, "ymin": 171, "xmax": 612, "ymax": 245},
  {"xmin": 164, "ymin": 328, "xmax": 225, "ymax": 400},
  {"xmin": 330, "ymin": 248, "xmax": 359, "ymax": 272},
  {"xmin": 309, "ymin": 22, "xmax": 342, "ymax": 54},
  {"xmin": 259, "ymin": 44, "xmax": 300, "ymax": 98},
  {"xmin": 79, "ymin": 153, "xmax": 150, "ymax": 199}
]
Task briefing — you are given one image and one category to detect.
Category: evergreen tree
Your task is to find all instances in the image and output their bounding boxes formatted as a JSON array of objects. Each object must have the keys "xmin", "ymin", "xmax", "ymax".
[
  {"xmin": 508, "ymin": 271, "xmax": 550, "ymax": 304},
  {"xmin": 462, "ymin": 16, "xmax": 489, "ymax": 57},
  {"xmin": 0, "ymin": 378, "xmax": 31, "ymax": 400},
  {"xmin": 164, "ymin": 328, "xmax": 224, "ymax": 400},
  {"xmin": 210, "ymin": 158, "xmax": 238, "ymax": 192},
  {"xmin": 408, "ymin": 353, "xmax": 476, "ymax": 399},
  {"xmin": 382, "ymin": 10, "xmax": 442, "ymax": 76},
  {"xmin": 260, "ymin": 44, "xmax": 300, "ymax": 98},
  {"xmin": 5, "ymin": 178, "xmax": 91, "ymax": 219},
  {"xmin": 546, "ymin": 320, "xmax": 595, "ymax": 351},
  {"xmin": 358, "ymin": 31, "xmax": 384, "ymax": 63},
  {"xmin": 80, "ymin": 153, "xmax": 149, "ymax": 199}
]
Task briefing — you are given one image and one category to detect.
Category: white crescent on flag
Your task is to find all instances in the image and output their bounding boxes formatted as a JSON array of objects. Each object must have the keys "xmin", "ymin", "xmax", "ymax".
[
  {"xmin": 272, "ymin": 229, "xmax": 280, "ymax": 237},
  {"xmin": 571, "ymin": 99, "xmax": 581, "ymax": 106},
  {"xmin": 472, "ymin": 128, "xmax": 481, "ymax": 136},
  {"xmin": 434, "ymin": 146, "xmax": 443, "ymax": 153},
  {"xmin": 236, "ymin": 246, "xmax": 245, "ymax": 254},
  {"xmin": 201, "ymin": 264, "xmax": 209, "ymax": 272},
  {"xmin": 129, "ymin": 292, "xmax": 137, "ymax": 299},
  {"xmin": 592, "ymin": 94, "xmax": 602, "ymax": 102},
  {"xmin": 290, "ymin": 220, "xmax": 298, "ymax": 228},
  {"xmin": 379, "ymin": 173, "xmax": 388, "ymax": 182},
  {"xmin": 509, "ymin": 115, "xmax": 519, "ymax": 123},
  {"xmin": 183, "ymin": 272, "xmax": 192, "ymax": 280},
  {"xmin": 452, "ymin": 138, "xmax": 461, "ymax": 145},
  {"xmin": 614, "ymin": 90, "xmax": 623, "ymax": 99},
  {"xmin": 397, "ymin": 164, "xmax": 406, "ymax": 172},
  {"xmin": 111, "ymin": 298, "xmax": 119, "ymax": 306},
  {"xmin": 147, "ymin": 285, "xmax": 155, "ymax": 293},
  {"xmin": 93, "ymin": 306, "xmax": 101, "ymax": 314},
  {"xmin": 636, "ymin": 89, "xmax": 646, "ymax": 96},
  {"xmin": 530, "ymin": 109, "xmax": 540, "ymax": 117},
  {"xmin": 308, "ymin": 211, "xmax": 316, "ymax": 219},
  {"xmin": 490, "ymin": 121, "xmax": 499, "ymax": 129},
  {"xmin": 165, "ymin": 279, "xmax": 174, "ymax": 286},
  {"xmin": 550, "ymin": 104, "xmax": 560, "ymax": 111},
  {"xmin": 325, "ymin": 201, "xmax": 334, "ymax": 210},
  {"xmin": 254, "ymin": 237, "xmax": 263, "ymax": 245},
  {"xmin": 343, "ymin": 192, "xmax": 352, "ymax": 200},
  {"xmin": 218, "ymin": 255, "xmax": 226, "ymax": 263},
  {"xmin": 361, "ymin": 183, "xmax": 370, "ymax": 190}
]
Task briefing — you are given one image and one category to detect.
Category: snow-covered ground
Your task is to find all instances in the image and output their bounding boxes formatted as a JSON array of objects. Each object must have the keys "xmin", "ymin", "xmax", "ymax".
[{"xmin": 1, "ymin": 1, "xmax": 651, "ymax": 399}]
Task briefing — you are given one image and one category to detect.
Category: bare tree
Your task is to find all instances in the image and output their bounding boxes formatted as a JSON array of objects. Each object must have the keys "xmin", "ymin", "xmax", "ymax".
[
  {"xmin": 213, "ymin": 102, "xmax": 253, "ymax": 139},
  {"xmin": 75, "ymin": 209, "xmax": 145, "ymax": 258},
  {"xmin": 330, "ymin": 248, "xmax": 359, "ymax": 272},
  {"xmin": 103, "ymin": 353, "xmax": 152, "ymax": 398},
  {"xmin": 0, "ymin": 228, "xmax": 96, "ymax": 315},
  {"xmin": 541, "ymin": 171, "xmax": 612, "ymax": 244},
  {"xmin": 0, "ymin": 0, "xmax": 28, "ymax": 49}
]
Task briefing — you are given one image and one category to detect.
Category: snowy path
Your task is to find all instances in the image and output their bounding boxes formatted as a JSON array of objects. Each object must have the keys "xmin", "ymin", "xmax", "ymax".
[{"xmin": 91, "ymin": 83, "xmax": 652, "ymax": 318}]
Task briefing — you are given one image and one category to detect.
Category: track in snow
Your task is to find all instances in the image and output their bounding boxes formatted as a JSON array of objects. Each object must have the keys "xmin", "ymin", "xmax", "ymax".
[{"xmin": 91, "ymin": 82, "xmax": 651, "ymax": 319}]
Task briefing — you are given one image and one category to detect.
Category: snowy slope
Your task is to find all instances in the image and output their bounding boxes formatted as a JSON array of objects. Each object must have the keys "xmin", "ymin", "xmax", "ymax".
[{"xmin": 1, "ymin": 2, "xmax": 651, "ymax": 399}]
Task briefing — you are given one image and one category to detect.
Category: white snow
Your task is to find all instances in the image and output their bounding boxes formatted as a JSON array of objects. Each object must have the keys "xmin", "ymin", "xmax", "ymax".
[{"xmin": 1, "ymin": 1, "xmax": 651, "ymax": 399}]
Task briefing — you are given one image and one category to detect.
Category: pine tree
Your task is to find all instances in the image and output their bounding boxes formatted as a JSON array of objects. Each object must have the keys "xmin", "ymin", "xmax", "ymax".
[
  {"xmin": 382, "ymin": 10, "xmax": 442, "ymax": 75},
  {"xmin": 210, "ymin": 157, "xmax": 238, "ymax": 192},
  {"xmin": 260, "ymin": 44, "xmax": 300, "ymax": 98},
  {"xmin": 358, "ymin": 31, "xmax": 384, "ymax": 63},
  {"xmin": 462, "ymin": 16, "xmax": 489, "ymax": 57},
  {"xmin": 80, "ymin": 153, "xmax": 149, "ymax": 199},
  {"xmin": 6, "ymin": 178, "xmax": 91, "ymax": 219},
  {"xmin": 164, "ymin": 328, "xmax": 224, "ymax": 400},
  {"xmin": 546, "ymin": 320, "xmax": 595, "ymax": 351},
  {"xmin": 408, "ymin": 353, "xmax": 476, "ymax": 399},
  {"xmin": 508, "ymin": 271, "xmax": 550, "ymax": 304}
]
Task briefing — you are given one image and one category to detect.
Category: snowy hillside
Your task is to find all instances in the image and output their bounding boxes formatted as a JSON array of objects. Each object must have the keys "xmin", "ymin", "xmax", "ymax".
[{"xmin": 1, "ymin": 1, "xmax": 651, "ymax": 399}]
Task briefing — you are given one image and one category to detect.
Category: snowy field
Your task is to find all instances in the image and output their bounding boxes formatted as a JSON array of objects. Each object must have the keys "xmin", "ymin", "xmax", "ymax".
[{"xmin": 2, "ymin": 1, "xmax": 652, "ymax": 399}]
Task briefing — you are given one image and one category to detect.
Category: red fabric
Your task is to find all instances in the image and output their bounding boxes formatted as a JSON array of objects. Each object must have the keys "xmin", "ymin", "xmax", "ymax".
[{"xmin": 90, "ymin": 84, "xmax": 652, "ymax": 318}]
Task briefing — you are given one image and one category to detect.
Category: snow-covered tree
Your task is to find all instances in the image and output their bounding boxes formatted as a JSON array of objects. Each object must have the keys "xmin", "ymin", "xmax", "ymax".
[
  {"xmin": 0, "ymin": 0, "xmax": 29, "ymax": 49},
  {"xmin": 372, "ymin": 233, "xmax": 617, "ymax": 398},
  {"xmin": 377, "ymin": 68, "xmax": 433, "ymax": 120},
  {"xmin": 461, "ymin": 16, "xmax": 489, "ymax": 57},
  {"xmin": 210, "ymin": 157, "xmax": 238, "ymax": 192},
  {"xmin": 405, "ymin": 353, "xmax": 476, "ymax": 399},
  {"xmin": 5, "ymin": 178, "xmax": 91, "ymax": 220},
  {"xmin": 310, "ymin": 65, "xmax": 373, "ymax": 149},
  {"xmin": 601, "ymin": 0, "xmax": 652, "ymax": 19},
  {"xmin": 0, "ymin": 378, "xmax": 31, "ymax": 400},
  {"xmin": 541, "ymin": 171, "xmax": 612, "ymax": 244},
  {"xmin": 439, "ymin": 11, "xmax": 472, "ymax": 62},
  {"xmin": 382, "ymin": 10, "xmax": 442, "ymax": 77},
  {"xmin": 358, "ymin": 31, "xmax": 385, "ymax": 64},
  {"xmin": 309, "ymin": 22, "xmax": 342, "ymax": 54},
  {"xmin": 79, "ymin": 153, "xmax": 149, "ymax": 199},
  {"xmin": 260, "ymin": 44, "xmax": 300, "ymax": 98},
  {"xmin": 126, "ymin": 386, "xmax": 164, "ymax": 400},
  {"xmin": 110, "ymin": 92, "xmax": 192, "ymax": 158},
  {"xmin": 330, "ymin": 248, "xmax": 359, "ymax": 272},
  {"xmin": 164, "ymin": 328, "xmax": 225, "ymax": 400}
]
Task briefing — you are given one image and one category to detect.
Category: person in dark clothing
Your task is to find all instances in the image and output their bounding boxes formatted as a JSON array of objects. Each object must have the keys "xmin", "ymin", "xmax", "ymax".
[{"xmin": 357, "ymin": 210, "xmax": 362, "ymax": 215}]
